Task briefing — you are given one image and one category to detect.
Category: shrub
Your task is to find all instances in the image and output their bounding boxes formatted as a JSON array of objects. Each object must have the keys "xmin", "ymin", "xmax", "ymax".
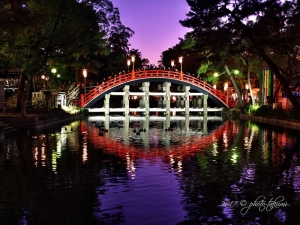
[
  {"xmin": 251, "ymin": 105, "xmax": 272, "ymax": 117},
  {"xmin": 271, "ymin": 107, "xmax": 286, "ymax": 118},
  {"xmin": 286, "ymin": 108, "xmax": 300, "ymax": 121}
]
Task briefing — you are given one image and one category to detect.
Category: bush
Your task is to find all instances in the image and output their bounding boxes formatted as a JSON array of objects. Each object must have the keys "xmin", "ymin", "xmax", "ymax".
[
  {"xmin": 252, "ymin": 105, "xmax": 272, "ymax": 117},
  {"xmin": 271, "ymin": 107, "xmax": 286, "ymax": 118},
  {"xmin": 286, "ymin": 108, "xmax": 300, "ymax": 120},
  {"xmin": 248, "ymin": 105, "xmax": 299, "ymax": 121}
]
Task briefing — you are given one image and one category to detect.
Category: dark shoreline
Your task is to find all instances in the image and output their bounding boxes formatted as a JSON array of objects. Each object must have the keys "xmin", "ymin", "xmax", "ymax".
[
  {"xmin": 0, "ymin": 111, "xmax": 84, "ymax": 131},
  {"xmin": 240, "ymin": 114, "xmax": 300, "ymax": 131}
]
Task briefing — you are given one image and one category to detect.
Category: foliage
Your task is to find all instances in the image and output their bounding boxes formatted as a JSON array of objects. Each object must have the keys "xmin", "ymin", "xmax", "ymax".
[
  {"xmin": 246, "ymin": 104, "xmax": 260, "ymax": 115},
  {"xmin": 0, "ymin": 0, "xmax": 150, "ymax": 111},
  {"xmin": 251, "ymin": 105, "xmax": 273, "ymax": 117},
  {"xmin": 180, "ymin": 0, "xmax": 300, "ymax": 111},
  {"xmin": 249, "ymin": 105, "xmax": 300, "ymax": 121}
]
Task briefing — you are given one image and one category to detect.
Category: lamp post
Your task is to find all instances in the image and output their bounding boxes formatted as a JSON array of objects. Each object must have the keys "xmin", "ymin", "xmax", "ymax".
[
  {"xmin": 131, "ymin": 55, "xmax": 135, "ymax": 70},
  {"xmin": 178, "ymin": 56, "xmax": 183, "ymax": 79},
  {"xmin": 224, "ymin": 82, "xmax": 228, "ymax": 104},
  {"xmin": 82, "ymin": 68, "xmax": 88, "ymax": 103},
  {"xmin": 41, "ymin": 74, "xmax": 49, "ymax": 90},
  {"xmin": 171, "ymin": 60, "xmax": 175, "ymax": 71},
  {"xmin": 127, "ymin": 59, "xmax": 131, "ymax": 72},
  {"xmin": 131, "ymin": 54, "xmax": 135, "ymax": 79}
]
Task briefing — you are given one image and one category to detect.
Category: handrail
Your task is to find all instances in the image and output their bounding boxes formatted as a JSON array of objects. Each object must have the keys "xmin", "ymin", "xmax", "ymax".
[{"xmin": 82, "ymin": 70, "xmax": 228, "ymax": 107}]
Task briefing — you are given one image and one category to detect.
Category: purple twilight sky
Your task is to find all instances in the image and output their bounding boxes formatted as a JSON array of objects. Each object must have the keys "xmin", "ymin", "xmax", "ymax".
[{"xmin": 111, "ymin": 0, "xmax": 192, "ymax": 65}]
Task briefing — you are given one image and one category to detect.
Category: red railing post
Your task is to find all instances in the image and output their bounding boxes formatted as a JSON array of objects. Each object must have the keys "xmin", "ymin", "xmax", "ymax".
[{"xmin": 131, "ymin": 70, "xmax": 135, "ymax": 79}]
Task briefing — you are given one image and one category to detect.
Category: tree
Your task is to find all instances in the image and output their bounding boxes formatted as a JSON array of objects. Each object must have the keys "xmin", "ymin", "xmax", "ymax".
[
  {"xmin": 181, "ymin": 0, "xmax": 300, "ymax": 111},
  {"xmin": 1, "ymin": 0, "xmax": 136, "ymax": 111}
]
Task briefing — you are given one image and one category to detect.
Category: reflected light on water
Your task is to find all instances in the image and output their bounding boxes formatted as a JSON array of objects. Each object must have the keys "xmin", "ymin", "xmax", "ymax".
[
  {"xmin": 34, "ymin": 147, "xmax": 38, "ymax": 167},
  {"xmin": 212, "ymin": 142, "xmax": 218, "ymax": 156},
  {"xmin": 82, "ymin": 141, "xmax": 88, "ymax": 163},
  {"xmin": 41, "ymin": 145, "xmax": 46, "ymax": 166},
  {"xmin": 222, "ymin": 130, "xmax": 228, "ymax": 150},
  {"xmin": 126, "ymin": 152, "xmax": 136, "ymax": 179},
  {"xmin": 231, "ymin": 152, "xmax": 238, "ymax": 164}
]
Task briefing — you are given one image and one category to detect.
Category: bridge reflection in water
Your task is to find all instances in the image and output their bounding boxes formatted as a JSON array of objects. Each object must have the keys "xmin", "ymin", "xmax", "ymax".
[
  {"xmin": 84, "ymin": 115, "xmax": 228, "ymax": 160},
  {"xmin": 88, "ymin": 114, "xmax": 224, "ymax": 134}
]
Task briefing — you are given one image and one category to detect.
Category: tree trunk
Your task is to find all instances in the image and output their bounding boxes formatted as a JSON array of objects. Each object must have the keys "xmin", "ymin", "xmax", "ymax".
[
  {"xmin": 259, "ymin": 49, "xmax": 300, "ymax": 112},
  {"xmin": 247, "ymin": 67, "xmax": 255, "ymax": 106},
  {"xmin": 232, "ymin": 14, "xmax": 300, "ymax": 111},
  {"xmin": 225, "ymin": 65, "xmax": 245, "ymax": 108}
]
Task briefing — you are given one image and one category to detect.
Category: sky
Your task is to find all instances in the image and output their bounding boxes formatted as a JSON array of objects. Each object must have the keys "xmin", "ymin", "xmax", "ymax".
[{"xmin": 111, "ymin": 0, "xmax": 192, "ymax": 65}]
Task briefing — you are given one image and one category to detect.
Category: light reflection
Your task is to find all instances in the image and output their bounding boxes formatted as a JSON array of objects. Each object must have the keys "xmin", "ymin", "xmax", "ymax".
[
  {"xmin": 178, "ymin": 160, "xmax": 182, "ymax": 173},
  {"xmin": 126, "ymin": 152, "xmax": 136, "ymax": 179},
  {"xmin": 34, "ymin": 147, "xmax": 38, "ymax": 167},
  {"xmin": 240, "ymin": 163, "xmax": 256, "ymax": 184},
  {"xmin": 82, "ymin": 142, "xmax": 88, "ymax": 163},
  {"xmin": 222, "ymin": 131, "xmax": 228, "ymax": 150},
  {"xmin": 169, "ymin": 154, "xmax": 175, "ymax": 172},
  {"xmin": 212, "ymin": 142, "xmax": 218, "ymax": 156},
  {"xmin": 231, "ymin": 152, "xmax": 238, "ymax": 164},
  {"xmin": 41, "ymin": 145, "xmax": 46, "ymax": 166}
]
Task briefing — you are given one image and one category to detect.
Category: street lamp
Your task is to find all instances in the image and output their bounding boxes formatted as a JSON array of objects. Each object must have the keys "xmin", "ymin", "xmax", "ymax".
[
  {"xmin": 41, "ymin": 74, "xmax": 49, "ymax": 89},
  {"xmin": 171, "ymin": 60, "xmax": 175, "ymax": 70},
  {"xmin": 224, "ymin": 82, "xmax": 228, "ymax": 104},
  {"xmin": 131, "ymin": 55, "xmax": 135, "ymax": 71},
  {"xmin": 131, "ymin": 54, "xmax": 135, "ymax": 79},
  {"xmin": 51, "ymin": 68, "xmax": 57, "ymax": 74},
  {"xmin": 224, "ymin": 82, "xmax": 228, "ymax": 92},
  {"xmin": 178, "ymin": 56, "xmax": 183, "ymax": 79},
  {"xmin": 233, "ymin": 69, "xmax": 239, "ymax": 75},
  {"xmin": 127, "ymin": 59, "xmax": 131, "ymax": 72},
  {"xmin": 178, "ymin": 56, "xmax": 183, "ymax": 71},
  {"xmin": 82, "ymin": 68, "xmax": 88, "ymax": 102}
]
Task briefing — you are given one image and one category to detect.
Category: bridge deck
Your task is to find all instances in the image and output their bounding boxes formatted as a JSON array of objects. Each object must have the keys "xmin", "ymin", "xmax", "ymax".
[{"xmin": 82, "ymin": 70, "xmax": 230, "ymax": 108}]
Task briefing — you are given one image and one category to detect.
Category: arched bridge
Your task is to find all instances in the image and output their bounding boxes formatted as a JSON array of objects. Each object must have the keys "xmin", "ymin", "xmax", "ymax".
[{"xmin": 81, "ymin": 70, "xmax": 233, "ymax": 108}]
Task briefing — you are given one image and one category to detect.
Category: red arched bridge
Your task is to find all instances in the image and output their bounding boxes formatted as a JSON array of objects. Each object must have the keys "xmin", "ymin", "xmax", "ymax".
[{"xmin": 81, "ymin": 70, "xmax": 234, "ymax": 108}]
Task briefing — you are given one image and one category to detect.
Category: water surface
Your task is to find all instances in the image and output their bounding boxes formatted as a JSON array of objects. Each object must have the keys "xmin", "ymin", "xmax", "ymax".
[{"xmin": 0, "ymin": 116, "xmax": 299, "ymax": 224}]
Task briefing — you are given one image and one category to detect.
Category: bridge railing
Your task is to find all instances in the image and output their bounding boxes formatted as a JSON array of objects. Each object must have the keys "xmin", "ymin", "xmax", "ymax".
[{"xmin": 82, "ymin": 70, "xmax": 228, "ymax": 107}]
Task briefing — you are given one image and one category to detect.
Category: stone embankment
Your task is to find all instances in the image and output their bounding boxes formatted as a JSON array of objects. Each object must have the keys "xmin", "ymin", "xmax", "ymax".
[
  {"xmin": 240, "ymin": 114, "xmax": 300, "ymax": 131},
  {"xmin": 0, "ymin": 110, "xmax": 84, "ymax": 132}
]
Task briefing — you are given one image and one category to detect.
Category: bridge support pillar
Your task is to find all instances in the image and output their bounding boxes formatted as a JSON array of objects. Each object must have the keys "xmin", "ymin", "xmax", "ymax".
[
  {"xmin": 123, "ymin": 85, "xmax": 130, "ymax": 115},
  {"xmin": 104, "ymin": 94, "xmax": 110, "ymax": 115},
  {"xmin": 185, "ymin": 115, "xmax": 189, "ymax": 131},
  {"xmin": 197, "ymin": 96, "xmax": 203, "ymax": 115},
  {"xmin": 124, "ymin": 115, "xmax": 129, "ymax": 145},
  {"xmin": 142, "ymin": 82, "xmax": 150, "ymax": 115},
  {"xmin": 203, "ymin": 114, "xmax": 208, "ymax": 135},
  {"xmin": 184, "ymin": 86, "xmax": 190, "ymax": 115},
  {"xmin": 203, "ymin": 95, "xmax": 208, "ymax": 116},
  {"xmin": 163, "ymin": 82, "xmax": 171, "ymax": 115}
]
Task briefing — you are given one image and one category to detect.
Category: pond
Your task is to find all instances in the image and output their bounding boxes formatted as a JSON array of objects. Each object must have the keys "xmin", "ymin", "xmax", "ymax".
[{"xmin": 0, "ymin": 115, "xmax": 300, "ymax": 225}]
